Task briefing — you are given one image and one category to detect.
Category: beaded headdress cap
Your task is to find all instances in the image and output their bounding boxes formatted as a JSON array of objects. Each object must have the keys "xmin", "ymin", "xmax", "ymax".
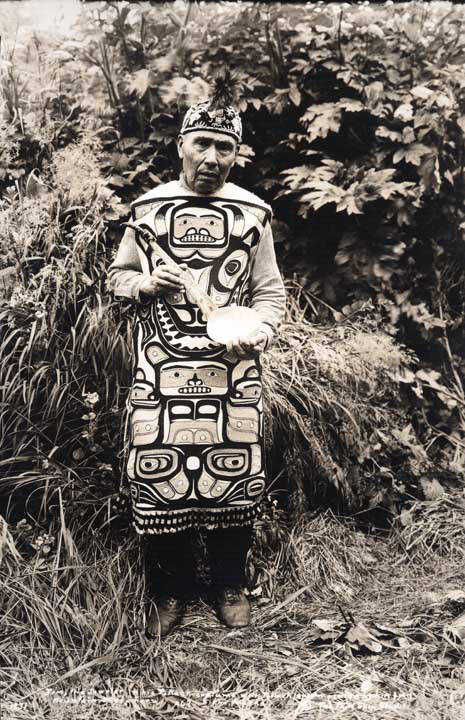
[{"xmin": 180, "ymin": 69, "xmax": 242, "ymax": 143}]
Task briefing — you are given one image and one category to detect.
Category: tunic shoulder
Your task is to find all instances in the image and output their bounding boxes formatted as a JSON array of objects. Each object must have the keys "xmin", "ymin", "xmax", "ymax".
[
  {"xmin": 220, "ymin": 182, "xmax": 272, "ymax": 214},
  {"xmin": 130, "ymin": 179, "xmax": 272, "ymax": 224},
  {"xmin": 131, "ymin": 181, "xmax": 183, "ymax": 204},
  {"xmin": 130, "ymin": 181, "xmax": 185, "ymax": 219},
  {"xmin": 139, "ymin": 180, "xmax": 184, "ymax": 199}
]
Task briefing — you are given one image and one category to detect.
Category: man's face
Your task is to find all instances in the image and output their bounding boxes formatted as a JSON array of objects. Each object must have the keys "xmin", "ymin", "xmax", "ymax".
[{"xmin": 177, "ymin": 130, "xmax": 238, "ymax": 194}]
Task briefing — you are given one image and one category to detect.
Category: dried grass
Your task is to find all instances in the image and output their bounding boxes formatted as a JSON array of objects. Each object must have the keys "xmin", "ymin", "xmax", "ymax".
[
  {"xmin": 280, "ymin": 511, "xmax": 374, "ymax": 598},
  {"xmin": 52, "ymin": 134, "xmax": 108, "ymax": 204},
  {"xmin": 390, "ymin": 492, "xmax": 465, "ymax": 562},
  {"xmin": 262, "ymin": 284, "xmax": 418, "ymax": 510},
  {"xmin": 1, "ymin": 502, "xmax": 465, "ymax": 720}
]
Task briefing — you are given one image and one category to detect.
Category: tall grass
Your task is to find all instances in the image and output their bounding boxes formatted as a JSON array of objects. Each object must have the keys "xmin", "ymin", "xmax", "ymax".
[
  {"xmin": 0, "ymin": 152, "xmax": 131, "ymax": 521},
  {"xmin": 262, "ymin": 283, "xmax": 419, "ymax": 512},
  {"xmin": 0, "ymin": 512, "xmax": 145, "ymax": 687}
]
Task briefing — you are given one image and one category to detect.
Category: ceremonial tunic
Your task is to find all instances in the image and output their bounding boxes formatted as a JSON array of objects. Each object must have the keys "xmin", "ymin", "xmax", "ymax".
[{"xmin": 107, "ymin": 178, "xmax": 285, "ymax": 535}]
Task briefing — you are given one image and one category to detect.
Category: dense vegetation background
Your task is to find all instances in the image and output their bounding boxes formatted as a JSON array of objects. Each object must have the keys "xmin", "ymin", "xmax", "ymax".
[
  {"xmin": 1, "ymin": 0, "xmax": 464, "ymax": 525},
  {"xmin": 2, "ymin": 3, "xmax": 465, "ymax": 719}
]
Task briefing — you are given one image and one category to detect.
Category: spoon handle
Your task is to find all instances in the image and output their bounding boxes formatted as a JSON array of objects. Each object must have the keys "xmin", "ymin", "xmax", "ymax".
[{"xmin": 123, "ymin": 221, "xmax": 219, "ymax": 319}]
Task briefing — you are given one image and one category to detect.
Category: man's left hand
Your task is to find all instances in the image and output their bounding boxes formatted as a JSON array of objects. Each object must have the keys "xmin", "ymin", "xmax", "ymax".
[{"xmin": 226, "ymin": 330, "xmax": 268, "ymax": 357}]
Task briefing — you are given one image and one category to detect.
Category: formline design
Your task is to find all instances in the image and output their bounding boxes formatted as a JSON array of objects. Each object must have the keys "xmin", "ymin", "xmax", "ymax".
[{"xmin": 126, "ymin": 190, "xmax": 271, "ymax": 534}]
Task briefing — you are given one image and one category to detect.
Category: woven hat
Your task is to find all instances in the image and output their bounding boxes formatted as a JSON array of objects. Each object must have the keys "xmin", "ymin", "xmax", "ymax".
[{"xmin": 180, "ymin": 70, "xmax": 242, "ymax": 143}]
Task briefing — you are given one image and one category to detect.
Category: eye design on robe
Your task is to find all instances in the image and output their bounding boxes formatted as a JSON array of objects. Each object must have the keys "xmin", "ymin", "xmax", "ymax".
[
  {"xmin": 246, "ymin": 478, "xmax": 266, "ymax": 497},
  {"xmin": 216, "ymin": 455, "xmax": 243, "ymax": 470},
  {"xmin": 225, "ymin": 259, "xmax": 240, "ymax": 275},
  {"xmin": 217, "ymin": 249, "xmax": 248, "ymax": 291},
  {"xmin": 141, "ymin": 455, "xmax": 171, "ymax": 472},
  {"xmin": 135, "ymin": 449, "xmax": 181, "ymax": 479},
  {"xmin": 204, "ymin": 447, "xmax": 250, "ymax": 478}
]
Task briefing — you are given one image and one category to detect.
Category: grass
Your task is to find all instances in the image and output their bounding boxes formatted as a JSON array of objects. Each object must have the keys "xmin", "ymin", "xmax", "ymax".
[
  {"xmin": 0, "ymin": 167, "xmax": 462, "ymax": 720},
  {"xmin": 261, "ymin": 283, "xmax": 424, "ymax": 513},
  {"xmin": 1, "ymin": 493, "xmax": 465, "ymax": 720}
]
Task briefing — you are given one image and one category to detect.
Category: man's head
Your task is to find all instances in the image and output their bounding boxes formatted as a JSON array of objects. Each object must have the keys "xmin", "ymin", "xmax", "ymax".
[
  {"xmin": 177, "ymin": 130, "xmax": 238, "ymax": 195},
  {"xmin": 177, "ymin": 69, "xmax": 242, "ymax": 194}
]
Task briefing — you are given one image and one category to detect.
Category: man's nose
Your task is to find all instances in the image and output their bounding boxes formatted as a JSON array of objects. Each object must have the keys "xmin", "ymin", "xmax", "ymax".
[{"xmin": 204, "ymin": 146, "xmax": 219, "ymax": 167}]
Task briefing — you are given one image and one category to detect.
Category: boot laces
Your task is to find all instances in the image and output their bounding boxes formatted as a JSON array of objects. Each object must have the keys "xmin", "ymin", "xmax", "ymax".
[{"xmin": 221, "ymin": 586, "xmax": 244, "ymax": 604}]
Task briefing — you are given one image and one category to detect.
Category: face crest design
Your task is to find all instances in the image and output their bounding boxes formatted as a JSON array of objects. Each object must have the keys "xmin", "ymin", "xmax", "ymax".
[
  {"xmin": 133, "ymin": 199, "xmax": 263, "ymax": 354},
  {"xmin": 159, "ymin": 361, "xmax": 228, "ymax": 396},
  {"xmin": 164, "ymin": 399, "xmax": 222, "ymax": 446},
  {"xmin": 128, "ymin": 194, "xmax": 271, "ymax": 532},
  {"xmin": 159, "ymin": 361, "xmax": 227, "ymax": 447},
  {"xmin": 170, "ymin": 205, "xmax": 228, "ymax": 261}
]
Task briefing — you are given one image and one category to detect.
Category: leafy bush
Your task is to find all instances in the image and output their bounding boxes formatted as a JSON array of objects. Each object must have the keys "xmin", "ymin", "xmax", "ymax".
[
  {"xmin": 1, "ymin": 1, "xmax": 465, "ymax": 525},
  {"xmin": 51, "ymin": 0, "xmax": 464, "ymax": 477}
]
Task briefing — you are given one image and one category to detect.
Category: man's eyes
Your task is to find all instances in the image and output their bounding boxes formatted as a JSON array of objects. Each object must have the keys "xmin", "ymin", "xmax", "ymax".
[{"xmin": 195, "ymin": 141, "xmax": 233, "ymax": 153}]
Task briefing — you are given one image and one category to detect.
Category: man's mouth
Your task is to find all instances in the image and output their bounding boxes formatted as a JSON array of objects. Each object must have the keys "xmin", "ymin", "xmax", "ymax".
[{"xmin": 197, "ymin": 173, "xmax": 218, "ymax": 181}]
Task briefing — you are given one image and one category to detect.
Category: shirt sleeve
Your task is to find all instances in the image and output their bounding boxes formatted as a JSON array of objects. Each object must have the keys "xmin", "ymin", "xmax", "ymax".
[
  {"xmin": 249, "ymin": 220, "xmax": 286, "ymax": 348},
  {"xmin": 106, "ymin": 225, "xmax": 147, "ymax": 302}
]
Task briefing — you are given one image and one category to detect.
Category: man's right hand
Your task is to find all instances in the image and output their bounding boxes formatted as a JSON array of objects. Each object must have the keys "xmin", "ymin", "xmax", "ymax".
[{"xmin": 139, "ymin": 265, "xmax": 186, "ymax": 297}]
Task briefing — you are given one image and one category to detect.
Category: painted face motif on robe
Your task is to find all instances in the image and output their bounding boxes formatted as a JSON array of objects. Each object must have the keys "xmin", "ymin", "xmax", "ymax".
[
  {"xmin": 166, "ymin": 207, "xmax": 249, "ymax": 325},
  {"xmin": 170, "ymin": 204, "xmax": 228, "ymax": 261},
  {"xmin": 164, "ymin": 399, "xmax": 223, "ymax": 446},
  {"xmin": 157, "ymin": 360, "xmax": 228, "ymax": 447},
  {"xmin": 133, "ymin": 199, "xmax": 259, "ymax": 353},
  {"xmin": 159, "ymin": 361, "xmax": 228, "ymax": 396}
]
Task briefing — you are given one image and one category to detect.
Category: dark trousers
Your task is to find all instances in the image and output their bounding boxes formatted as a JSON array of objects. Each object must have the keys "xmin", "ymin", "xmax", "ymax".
[{"xmin": 143, "ymin": 525, "xmax": 253, "ymax": 599}]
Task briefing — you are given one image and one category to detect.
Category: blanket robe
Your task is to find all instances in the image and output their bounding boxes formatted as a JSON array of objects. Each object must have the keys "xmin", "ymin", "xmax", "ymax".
[{"xmin": 108, "ymin": 179, "xmax": 285, "ymax": 534}]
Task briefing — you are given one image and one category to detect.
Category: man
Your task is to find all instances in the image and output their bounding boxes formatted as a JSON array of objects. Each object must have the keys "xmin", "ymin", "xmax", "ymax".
[{"xmin": 106, "ymin": 74, "xmax": 286, "ymax": 638}]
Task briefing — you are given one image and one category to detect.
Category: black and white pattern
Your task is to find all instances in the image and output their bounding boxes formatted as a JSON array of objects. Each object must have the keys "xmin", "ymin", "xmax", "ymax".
[{"xmin": 126, "ymin": 193, "xmax": 271, "ymax": 534}]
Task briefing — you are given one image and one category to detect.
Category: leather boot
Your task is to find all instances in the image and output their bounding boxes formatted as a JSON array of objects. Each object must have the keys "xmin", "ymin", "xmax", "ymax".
[
  {"xmin": 146, "ymin": 595, "xmax": 186, "ymax": 639},
  {"xmin": 216, "ymin": 586, "xmax": 251, "ymax": 628}
]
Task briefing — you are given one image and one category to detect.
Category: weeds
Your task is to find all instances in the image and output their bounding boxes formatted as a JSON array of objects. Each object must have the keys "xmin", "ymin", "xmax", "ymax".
[
  {"xmin": 1, "ymin": 499, "xmax": 465, "ymax": 720},
  {"xmin": 391, "ymin": 492, "xmax": 465, "ymax": 562},
  {"xmin": 262, "ymin": 284, "xmax": 421, "ymax": 512}
]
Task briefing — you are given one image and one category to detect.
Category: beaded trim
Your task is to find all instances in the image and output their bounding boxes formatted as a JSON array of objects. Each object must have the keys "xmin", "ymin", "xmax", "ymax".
[
  {"xmin": 132, "ymin": 503, "xmax": 261, "ymax": 535},
  {"xmin": 180, "ymin": 102, "xmax": 242, "ymax": 143}
]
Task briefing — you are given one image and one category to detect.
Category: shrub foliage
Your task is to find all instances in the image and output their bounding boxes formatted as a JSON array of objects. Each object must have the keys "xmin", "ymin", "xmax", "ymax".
[{"xmin": 1, "ymin": 1, "xmax": 465, "ymax": 525}]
